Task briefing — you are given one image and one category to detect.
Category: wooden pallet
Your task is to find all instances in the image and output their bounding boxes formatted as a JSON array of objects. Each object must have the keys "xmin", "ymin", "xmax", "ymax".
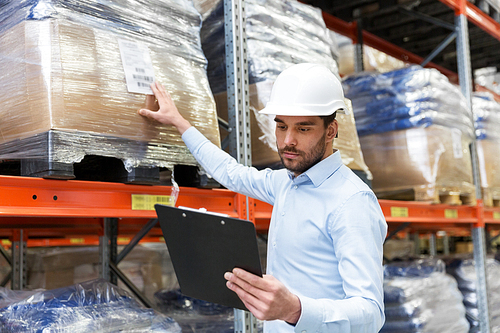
[
  {"xmin": 0, "ymin": 130, "xmax": 219, "ymax": 188},
  {"xmin": 483, "ymin": 188, "xmax": 500, "ymax": 207},
  {"xmin": 376, "ymin": 186, "xmax": 476, "ymax": 205}
]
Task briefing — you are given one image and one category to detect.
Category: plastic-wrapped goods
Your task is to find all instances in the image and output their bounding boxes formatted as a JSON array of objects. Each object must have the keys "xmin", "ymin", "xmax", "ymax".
[
  {"xmin": 0, "ymin": 279, "xmax": 182, "ymax": 332},
  {"xmin": 334, "ymin": 32, "xmax": 407, "ymax": 76},
  {"xmin": 382, "ymin": 258, "xmax": 469, "ymax": 333},
  {"xmin": 199, "ymin": 0, "xmax": 370, "ymax": 175},
  {"xmin": 445, "ymin": 257, "xmax": 500, "ymax": 333},
  {"xmin": 359, "ymin": 125, "xmax": 475, "ymax": 201},
  {"xmin": 475, "ymin": 67, "xmax": 500, "ymax": 96},
  {"xmin": 200, "ymin": 0, "xmax": 339, "ymax": 95},
  {"xmin": 155, "ymin": 289, "xmax": 265, "ymax": 333},
  {"xmin": 0, "ymin": 0, "xmax": 220, "ymax": 170},
  {"xmin": 473, "ymin": 92, "xmax": 500, "ymax": 206},
  {"xmin": 343, "ymin": 66, "xmax": 475, "ymax": 200},
  {"xmin": 26, "ymin": 245, "xmax": 177, "ymax": 303}
]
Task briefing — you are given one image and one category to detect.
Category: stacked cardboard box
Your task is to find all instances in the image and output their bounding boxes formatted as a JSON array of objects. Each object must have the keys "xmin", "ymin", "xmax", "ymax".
[{"xmin": 0, "ymin": 0, "xmax": 219, "ymax": 172}]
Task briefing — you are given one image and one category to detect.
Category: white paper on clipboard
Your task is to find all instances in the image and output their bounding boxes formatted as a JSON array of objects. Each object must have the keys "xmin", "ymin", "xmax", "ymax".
[{"xmin": 118, "ymin": 39, "xmax": 155, "ymax": 94}]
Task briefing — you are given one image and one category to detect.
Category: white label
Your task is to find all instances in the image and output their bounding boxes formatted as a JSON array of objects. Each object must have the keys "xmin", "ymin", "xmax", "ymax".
[
  {"xmin": 118, "ymin": 39, "xmax": 155, "ymax": 94},
  {"xmin": 451, "ymin": 129, "xmax": 463, "ymax": 159}
]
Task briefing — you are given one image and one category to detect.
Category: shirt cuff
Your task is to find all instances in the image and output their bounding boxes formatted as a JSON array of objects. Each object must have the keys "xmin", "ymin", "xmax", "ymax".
[
  {"xmin": 181, "ymin": 126, "xmax": 206, "ymax": 152},
  {"xmin": 294, "ymin": 295, "xmax": 323, "ymax": 333}
]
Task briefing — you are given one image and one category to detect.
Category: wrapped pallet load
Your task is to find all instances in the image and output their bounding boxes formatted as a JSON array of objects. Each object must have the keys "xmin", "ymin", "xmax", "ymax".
[
  {"xmin": 0, "ymin": 0, "xmax": 220, "ymax": 181},
  {"xmin": 199, "ymin": 0, "xmax": 371, "ymax": 179},
  {"xmin": 445, "ymin": 257, "xmax": 500, "ymax": 332},
  {"xmin": 473, "ymin": 92, "xmax": 500, "ymax": 207},
  {"xmin": 0, "ymin": 279, "xmax": 182, "ymax": 332},
  {"xmin": 334, "ymin": 32, "xmax": 407, "ymax": 76},
  {"xmin": 382, "ymin": 258, "xmax": 469, "ymax": 333},
  {"xmin": 343, "ymin": 65, "xmax": 475, "ymax": 203}
]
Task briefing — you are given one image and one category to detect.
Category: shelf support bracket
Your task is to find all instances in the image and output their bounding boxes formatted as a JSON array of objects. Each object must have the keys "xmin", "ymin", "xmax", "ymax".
[
  {"xmin": 420, "ymin": 31, "xmax": 457, "ymax": 67},
  {"xmin": 11, "ymin": 229, "xmax": 26, "ymax": 290}
]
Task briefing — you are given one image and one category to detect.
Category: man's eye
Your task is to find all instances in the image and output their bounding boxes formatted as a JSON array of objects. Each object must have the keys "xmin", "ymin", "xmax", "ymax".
[
  {"xmin": 299, "ymin": 127, "xmax": 310, "ymax": 132},
  {"xmin": 277, "ymin": 125, "xmax": 286, "ymax": 130}
]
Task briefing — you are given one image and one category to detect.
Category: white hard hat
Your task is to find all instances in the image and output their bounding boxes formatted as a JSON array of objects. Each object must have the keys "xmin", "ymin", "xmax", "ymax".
[{"xmin": 259, "ymin": 63, "xmax": 347, "ymax": 116}]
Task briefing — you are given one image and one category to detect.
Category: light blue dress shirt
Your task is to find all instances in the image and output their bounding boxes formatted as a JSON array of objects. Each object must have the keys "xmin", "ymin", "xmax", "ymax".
[{"xmin": 182, "ymin": 127, "xmax": 388, "ymax": 333}]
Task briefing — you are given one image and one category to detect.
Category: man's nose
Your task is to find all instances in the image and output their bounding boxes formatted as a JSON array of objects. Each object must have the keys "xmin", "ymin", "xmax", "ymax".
[{"xmin": 284, "ymin": 130, "xmax": 297, "ymax": 146}]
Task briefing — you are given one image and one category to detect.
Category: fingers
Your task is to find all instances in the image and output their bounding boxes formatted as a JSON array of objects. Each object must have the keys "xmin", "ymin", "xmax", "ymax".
[
  {"xmin": 153, "ymin": 81, "xmax": 169, "ymax": 101},
  {"xmin": 225, "ymin": 273, "xmax": 266, "ymax": 316},
  {"xmin": 138, "ymin": 108, "xmax": 157, "ymax": 121}
]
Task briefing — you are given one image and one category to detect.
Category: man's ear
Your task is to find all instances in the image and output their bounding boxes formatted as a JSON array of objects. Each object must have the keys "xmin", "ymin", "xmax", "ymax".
[{"xmin": 326, "ymin": 120, "xmax": 338, "ymax": 142}]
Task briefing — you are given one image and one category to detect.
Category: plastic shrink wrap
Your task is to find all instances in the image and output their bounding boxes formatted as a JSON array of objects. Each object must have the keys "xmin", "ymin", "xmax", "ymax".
[
  {"xmin": 0, "ymin": 279, "xmax": 181, "ymax": 332},
  {"xmin": 0, "ymin": 0, "xmax": 220, "ymax": 171},
  {"xmin": 155, "ymin": 289, "xmax": 240, "ymax": 333},
  {"xmin": 26, "ymin": 245, "xmax": 178, "ymax": 303},
  {"xmin": 475, "ymin": 67, "xmax": 500, "ymax": 96},
  {"xmin": 382, "ymin": 258, "xmax": 469, "ymax": 333},
  {"xmin": 343, "ymin": 65, "xmax": 475, "ymax": 201},
  {"xmin": 199, "ymin": 0, "xmax": 370, "ymax": 176},
  {"xmin": 445, "ymin": 257, "xmax": 500, "ymax": 333},
  {"xmin": 473, "ymin": 92, "xmax": 500, "ymax": 206},
  {"xmin": 334, "ymin": 32, "xmax": 407, "ymax": 76}
]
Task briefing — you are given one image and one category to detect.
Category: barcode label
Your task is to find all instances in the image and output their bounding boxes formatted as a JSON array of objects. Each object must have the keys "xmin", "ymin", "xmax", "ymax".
[
  {"xmin": 133, "ymin": 74, "xmax": 154, "ymax": 82},
  {"xmin": 131, "ymin": 194, "xmax": 174, "ymax": 210},
  {"xmin": 118, "ymin": 39, "xmax": 155, "ymax": 94}
]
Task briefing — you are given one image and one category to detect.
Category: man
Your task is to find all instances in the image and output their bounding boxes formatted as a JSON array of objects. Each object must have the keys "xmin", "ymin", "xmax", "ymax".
[{"xmin": 139, "ymin": 63, "xmax": 387, "ymax": 332}]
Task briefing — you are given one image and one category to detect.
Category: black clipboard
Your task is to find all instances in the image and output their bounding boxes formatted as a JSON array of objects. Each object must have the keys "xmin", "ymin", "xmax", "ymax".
[{"xmin": 155, "ymin": 204, "xmax": 263, "ymax": 310}]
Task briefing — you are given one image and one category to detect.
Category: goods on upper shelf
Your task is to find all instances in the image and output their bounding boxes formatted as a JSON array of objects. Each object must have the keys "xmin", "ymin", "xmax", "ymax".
[
  {"xmin": 343, "ymin": 65, "xmax": 475, "ymax": 203},
  {"xmin": 334, "ymin": 33, "xmax": 407, "ymax": 76},
  {"xmin": 382, "ymin": 258, "xmax": 469, "ymax": 333},
  {"xmin": 473, "ymin": 92, "xmax": 500, "ymax": 206},
  {"xmin": 475, "ymin": 67, "xmax": 500, "ymax": 96},
  {"xmin": 445, "ymin": 257, "xmax": 500, "ymax": 332},
  {"xmin": 0, "ymin": 279, "xmax": 181, "ymax": 332},
  {"xmin": 0, "ymin": 0, "xmax": 220, "ymax": 176},
  {"xmin": 199, "ymin": 0, "xmax": 370, "ymax": 176}
]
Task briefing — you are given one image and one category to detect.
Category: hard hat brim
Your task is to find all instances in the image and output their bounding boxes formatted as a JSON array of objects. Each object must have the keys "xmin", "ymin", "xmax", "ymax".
[{"xmin": 259, "ymin": 100, "xmax": 348, "ymax": 116}]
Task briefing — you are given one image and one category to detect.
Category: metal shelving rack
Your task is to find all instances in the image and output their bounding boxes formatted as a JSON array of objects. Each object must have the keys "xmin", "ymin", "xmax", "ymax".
[{"xmin": 0, "ymin": 0, "xmax": 500, "ymax": 332}]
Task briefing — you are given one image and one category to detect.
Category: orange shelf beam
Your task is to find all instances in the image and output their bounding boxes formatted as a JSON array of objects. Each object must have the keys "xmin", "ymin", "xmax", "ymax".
[
  {"xmin": 2, "ymin": 175, "xmax": 500, "ymax": 239},
  {"xmin": 0, "ymin": 236, "xmax": 166, "ymax": 248},
  {"xmin": 484, "ymin": 206, "xmax": 500, "ymax": 224},
  {"xmin": 256, "ymin": 198, "xmax": 489, "ymax": 226},
  {"xmin": 0, "ymin": 175, "xmax": 247, "ymax": 219},
  {"xmin": 439, "ymin": 0, "xmax": 500, "ymax": 42}
]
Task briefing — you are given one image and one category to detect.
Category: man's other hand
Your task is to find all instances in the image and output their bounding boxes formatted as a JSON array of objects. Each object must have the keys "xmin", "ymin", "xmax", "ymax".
[{"xmin": 224, "ymin": 268, "xmax": 301, "ymax": 324}]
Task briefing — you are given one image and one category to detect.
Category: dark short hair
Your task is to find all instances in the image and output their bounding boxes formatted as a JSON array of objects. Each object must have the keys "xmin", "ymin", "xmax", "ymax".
[{"xmin": 319, "ymin": 111, "xmax": 337, "ymax": 128}]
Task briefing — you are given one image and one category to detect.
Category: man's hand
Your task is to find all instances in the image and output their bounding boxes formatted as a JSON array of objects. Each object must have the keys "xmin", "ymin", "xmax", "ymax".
[
  {"xmin": 224, "ymin": 268, "xmax": 301, "ymax": 324},
  {"xmin": 138, "ymin": 82, "xmax": 192, "ymax": 134}
]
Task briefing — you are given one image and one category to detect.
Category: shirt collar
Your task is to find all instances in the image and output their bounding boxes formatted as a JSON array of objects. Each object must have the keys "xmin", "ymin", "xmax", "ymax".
[{"xmin": 286, "ymin": 150, "xmax": 343, "ymax": 187}]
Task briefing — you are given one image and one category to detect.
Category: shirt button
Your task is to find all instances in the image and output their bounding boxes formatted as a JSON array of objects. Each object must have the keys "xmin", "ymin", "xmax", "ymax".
[
  {"xmin": 273, "ymin": 242, "xmax": 276, "ymax": 247},
  {"xmin": 294, "ymin": 185, "xmax": 298, "ymax": 189},
  {"xmin": 301, "ymin": 331, "xmax": 306, "ymax": 333},
  {"xmin": 281, "ymin": 212, "xmax": 285, "ymax": 216}
]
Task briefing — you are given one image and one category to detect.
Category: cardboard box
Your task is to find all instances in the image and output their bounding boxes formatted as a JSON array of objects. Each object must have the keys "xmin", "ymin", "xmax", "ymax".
[
  {"xmin": 0, "ymin": 18, "xmax": 220, "ymax": 164},
  {"xmin": 359, "ymin": 125, "xmax": 475, "ymax": 196}
]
